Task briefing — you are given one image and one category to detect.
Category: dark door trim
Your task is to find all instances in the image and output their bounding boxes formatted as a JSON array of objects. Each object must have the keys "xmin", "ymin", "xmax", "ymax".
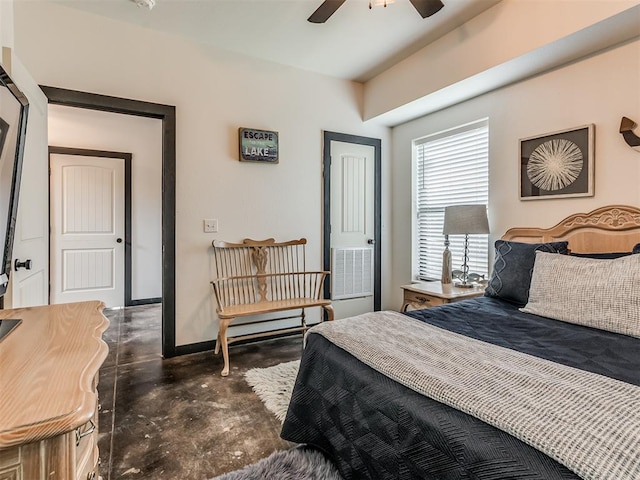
[
  {"xmin": 41, "ymin": 86, "xmax": 177, "ymax": 358},
  {"xmin": 322, "ymin": 131, "xmax": 382, "ymax": 311},
  {"xmin": 48, "ymin": 147, "xmax": 134, "ymax": 306}
]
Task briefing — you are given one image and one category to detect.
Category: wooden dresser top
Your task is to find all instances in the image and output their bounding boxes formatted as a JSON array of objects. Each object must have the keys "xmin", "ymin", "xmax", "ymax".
[{"xmin": 0, "ymin": 301, "xmax": 109, "ymax": 449}]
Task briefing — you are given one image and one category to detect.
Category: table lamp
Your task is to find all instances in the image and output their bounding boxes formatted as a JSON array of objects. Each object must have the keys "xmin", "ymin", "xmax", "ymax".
[{"xmin": 443, "ymin": 204, "xmax": 489, "ymax": 288}]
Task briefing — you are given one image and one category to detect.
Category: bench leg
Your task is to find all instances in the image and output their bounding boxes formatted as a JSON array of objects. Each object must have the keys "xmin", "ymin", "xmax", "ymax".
[
  {"xmin": 217, "ymin": 317, "xmax": 233, "ymax": 377},
  {"xmin": 214, "ymin": 331, "xmax": 221, "ymax": 355},
  {"xmin": 323, "ymin": 304, "xmax": 334, "ymax": 321}
]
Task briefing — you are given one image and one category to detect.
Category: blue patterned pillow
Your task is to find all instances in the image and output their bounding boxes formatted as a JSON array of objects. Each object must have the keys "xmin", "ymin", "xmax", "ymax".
[
  {"xmin": 634, "ymin": 243, "xmax": 640, "ymax": 254},
  {"xmin": 485, "ymin": 240, "xmax": 569, "ymax": 306}
]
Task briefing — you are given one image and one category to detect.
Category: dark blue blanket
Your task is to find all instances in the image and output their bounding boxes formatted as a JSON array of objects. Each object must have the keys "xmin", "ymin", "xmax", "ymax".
[
  {"xmin": 406, "ymin": 297, "xmax": 639, "ymax": 386},
  {"xmin": 281, "ymin": 297, "xmax": 639, "ymax": 479}
]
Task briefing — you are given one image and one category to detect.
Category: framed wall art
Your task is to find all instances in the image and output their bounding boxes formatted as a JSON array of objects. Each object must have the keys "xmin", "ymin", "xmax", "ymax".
[
  {"xmin": 519, "ymin": 124, "xmax": 594, "ymax": 200},
  {"xmin": 238, "ymin": 127, "xmax": 279, "ymax": 164}
]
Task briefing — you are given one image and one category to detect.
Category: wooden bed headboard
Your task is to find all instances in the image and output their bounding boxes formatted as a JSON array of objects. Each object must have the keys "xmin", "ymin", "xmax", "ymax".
[{"xmin": 502, "ymin": 205, "xmax": 640, "ymax": 253}]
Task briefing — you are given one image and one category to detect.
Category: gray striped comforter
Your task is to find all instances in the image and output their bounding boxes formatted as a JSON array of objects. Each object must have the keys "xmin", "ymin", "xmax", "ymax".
[{"xmin": 310, "ymin": 311, "xmax": 640, "ymax": 480}]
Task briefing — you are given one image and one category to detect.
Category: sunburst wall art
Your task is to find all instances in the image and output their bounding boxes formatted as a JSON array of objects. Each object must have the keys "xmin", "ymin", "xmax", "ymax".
[{"xmin": 520, "ymin": 125, "xmax": 594, "ymax": 200}]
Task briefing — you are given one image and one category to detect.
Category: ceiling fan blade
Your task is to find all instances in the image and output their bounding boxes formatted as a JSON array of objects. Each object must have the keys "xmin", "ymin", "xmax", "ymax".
[
  {"xmin": 409, "ymin": 0, "xmax": 444, "ymax": 18},
  {"xmin": 308, "ymin": 0, "xmax": 347, "ymax": 23}
]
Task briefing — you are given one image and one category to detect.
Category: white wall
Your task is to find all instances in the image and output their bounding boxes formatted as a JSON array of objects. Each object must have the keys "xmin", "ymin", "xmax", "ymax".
[
  {"xmin": 48, "ymin": 105, "xmax": 163, "ymax": 301},
  {"xmin": 0, "ymin": 1, "xmax": 14, "ymax": 51},
  {"xmin": 390, "ymin": 39, "xmax": 640, "ymax": 310},
  {"xmin": 13, "ymin": 2, "xmax": 390, "ymax": 346}
]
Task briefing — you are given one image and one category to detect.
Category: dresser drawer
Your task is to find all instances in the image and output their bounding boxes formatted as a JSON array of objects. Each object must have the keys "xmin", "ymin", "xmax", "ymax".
[
  {"xmin": 0, "ymin": 447, "xmax": 21, "ymax": 480},
  {"xmin": 76, "ymin": 443, "xmax": 98, "ymax": 480},
  {"xmin": 403, "ymin": 289, "xmax": 446, "ymax": 309},
  {"xmin": 76, "ymin": 397, "xmax": 99, "ymax": 480}
]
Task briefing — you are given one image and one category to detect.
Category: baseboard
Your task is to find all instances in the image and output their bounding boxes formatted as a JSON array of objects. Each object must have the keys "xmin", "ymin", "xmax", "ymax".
[
  {"xmin": 172, "ymin": 327, "xmax": 314, "ymax": 357},
  {"xmin": 128, "ymin": 297, "xmax": 162, "ymax": 306},
  {"xmin": 174, "ymin": 340, "xmax": 216, "ymax": 357}
]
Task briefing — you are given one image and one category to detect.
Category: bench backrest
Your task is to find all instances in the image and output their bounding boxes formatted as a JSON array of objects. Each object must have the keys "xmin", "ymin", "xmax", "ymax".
[{"xmin": 212, "ymin": 238, "xmax": 317, "ymax": 306}]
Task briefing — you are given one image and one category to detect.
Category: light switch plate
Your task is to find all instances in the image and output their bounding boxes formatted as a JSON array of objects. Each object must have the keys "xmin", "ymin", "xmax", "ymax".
[{"xmin": 204, "ymin": 219, "xmax": 218, "ymax": 233}]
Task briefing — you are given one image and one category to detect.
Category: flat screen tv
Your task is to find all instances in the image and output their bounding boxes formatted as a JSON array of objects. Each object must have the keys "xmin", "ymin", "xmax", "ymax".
[{"xmin": 0, "ymin": 64, "xmax": 29, "ymax": 307}]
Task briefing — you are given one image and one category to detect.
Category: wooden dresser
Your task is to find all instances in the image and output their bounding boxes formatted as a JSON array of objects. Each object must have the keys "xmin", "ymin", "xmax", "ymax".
[{"xmin": 0, "ymin": 301, "xmax": 109, "ymax": 480}]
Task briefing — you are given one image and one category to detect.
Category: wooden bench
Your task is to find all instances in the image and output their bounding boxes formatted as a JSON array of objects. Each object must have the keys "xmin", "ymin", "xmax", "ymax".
[{"xmin": 210, "ymin": 238, "xmax": 334, "ymax": 376}]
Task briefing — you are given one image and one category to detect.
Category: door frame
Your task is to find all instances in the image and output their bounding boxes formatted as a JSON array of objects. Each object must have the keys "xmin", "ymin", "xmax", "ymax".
[
  {"xmin": 41, "ymin": 86, "xmax": 177, "ymax": 358},
  {"xmin": 48, "ymin": 147, "xmax": 132, "ymax": 306},
  {"xmin": 323, "ymin": 131, "xmax": 382, "ymax": 311}
]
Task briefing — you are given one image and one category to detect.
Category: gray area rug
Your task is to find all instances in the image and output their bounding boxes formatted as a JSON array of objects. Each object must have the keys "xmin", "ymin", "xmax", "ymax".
[
  {"xmin": 211, "ymin": 446, "xmax": 343, "ymax": 480},
  {"xmin": 244, "ymin": 359, "xmax": 300, "ymax": 422}
]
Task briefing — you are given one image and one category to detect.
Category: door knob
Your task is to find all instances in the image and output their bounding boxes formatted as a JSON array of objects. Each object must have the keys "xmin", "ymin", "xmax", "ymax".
[
  {"xmin": 14, "ymin": 259, "xmax": 32, "ymax": 271},
  {"xmin": 367, "ymin": 239, "xmax": 376, "ymax": 245},
  {"xmin": 116, "ymin": 238, "xmax": 123, "ymax": 243}
]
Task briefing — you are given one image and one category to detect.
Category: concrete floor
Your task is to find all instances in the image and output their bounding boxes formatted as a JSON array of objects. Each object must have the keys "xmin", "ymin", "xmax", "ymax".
[{"xmin": 99, "ymin": 304, "xmax": 303, "ymax": 479}]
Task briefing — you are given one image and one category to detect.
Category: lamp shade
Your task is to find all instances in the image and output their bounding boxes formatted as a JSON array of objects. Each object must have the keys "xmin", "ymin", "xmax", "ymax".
[{"xmin": 443, "ymin": 205, "xmax": 489, "ymax": 235}]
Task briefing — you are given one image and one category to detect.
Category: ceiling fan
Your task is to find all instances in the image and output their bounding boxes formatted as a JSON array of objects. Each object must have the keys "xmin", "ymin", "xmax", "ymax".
[{"xmin": 308, "ymin": 0, "xmax": 444, "ymax": 23}]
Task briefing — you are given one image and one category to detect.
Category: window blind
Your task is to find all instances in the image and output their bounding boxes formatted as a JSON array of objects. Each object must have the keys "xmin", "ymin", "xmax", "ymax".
[{"xmin": 415, "ymin": 120, "xmax": 489, "ymax": 281}]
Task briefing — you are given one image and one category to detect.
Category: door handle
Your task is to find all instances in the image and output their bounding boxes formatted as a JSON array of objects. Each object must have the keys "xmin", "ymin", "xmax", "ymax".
[
  {"xmin": 116, "ymin": 238, "xmax": 123, "ymax": 243},
  {"xmin": 75, "ymin": 419, "xmax": 96, "ymax": 446},
  {"xmin": 367, "ymin": 239, "xmax": 375, "ymax": 245},
  {"xmin": 14, "ymin": 259, "xmax": 32, "ymax": 271}
]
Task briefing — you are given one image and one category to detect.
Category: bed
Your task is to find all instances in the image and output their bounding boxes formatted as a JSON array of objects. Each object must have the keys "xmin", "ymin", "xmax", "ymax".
[{"xmin": 280, "ymin": 205, "xmax": 640, "ymax": 480}]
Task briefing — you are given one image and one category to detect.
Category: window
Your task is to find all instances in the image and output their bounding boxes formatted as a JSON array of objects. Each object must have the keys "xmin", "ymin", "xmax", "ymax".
[{"xmin": 414, "ymin": 119, "xmax": 489, "ymax": 281}]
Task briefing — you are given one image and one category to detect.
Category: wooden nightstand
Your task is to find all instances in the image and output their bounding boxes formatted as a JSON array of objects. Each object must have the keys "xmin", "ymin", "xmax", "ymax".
[{"xmin": 401, "ymin": 281, "xmax": 485, "ymax": 312}]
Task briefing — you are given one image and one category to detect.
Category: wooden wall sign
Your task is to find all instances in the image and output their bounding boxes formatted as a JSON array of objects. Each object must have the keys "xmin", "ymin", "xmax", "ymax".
[{"xmin": 238, "ymin": 128, "xmax": 279, "ymax": 163}]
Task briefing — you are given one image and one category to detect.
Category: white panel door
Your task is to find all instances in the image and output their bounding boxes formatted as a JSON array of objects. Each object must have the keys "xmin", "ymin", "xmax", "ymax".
[
  {"xmin": 330, "ymin": 140, "xmax": 375, "ymax": 319},
  {"xmin": 50, "ymin": 154, "xmax": 125, "ymax": 307},
  {"xmin": 6, "ymin": 54, "xmax": 49, "ymax": 308}
]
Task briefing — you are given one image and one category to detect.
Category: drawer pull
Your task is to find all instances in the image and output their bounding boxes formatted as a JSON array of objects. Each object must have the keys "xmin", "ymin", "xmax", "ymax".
[
  {"xmin": 76, "ymin": 419, "xmax": 96, "ymax": 446},
  {"xmin": 87, "ymin": 471, "xmax": 96, "ymax": 480},
  {"xmin": 415, "ymin": 296, "xmax": 430, "ymax": 303}
]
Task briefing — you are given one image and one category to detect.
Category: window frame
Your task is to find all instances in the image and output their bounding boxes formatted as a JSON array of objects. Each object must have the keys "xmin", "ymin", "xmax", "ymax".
[{"xmin": 412, "ymin": 119, "xmax": 490, "ymax": 282}]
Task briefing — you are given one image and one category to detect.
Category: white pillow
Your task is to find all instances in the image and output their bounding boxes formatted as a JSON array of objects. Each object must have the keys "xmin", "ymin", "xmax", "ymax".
[{"xmin": 521, "ymin": 251, "xmax": 640, "ymax": 338}]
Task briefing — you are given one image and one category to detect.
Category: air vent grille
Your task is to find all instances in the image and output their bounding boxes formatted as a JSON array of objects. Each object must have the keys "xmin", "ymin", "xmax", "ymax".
[{"xmin": 331, "ymin": 247, "xmax": 373, "ymax": 300}]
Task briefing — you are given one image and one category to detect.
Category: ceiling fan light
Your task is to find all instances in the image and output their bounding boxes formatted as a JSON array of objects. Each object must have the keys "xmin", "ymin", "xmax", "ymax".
[
  {"xmin": 130, "ymin": 0, "xmax": 155, "ymax": 10},
  {"xmin": 369, "ymin": 0, "xmax": 394, "ymax": 8}
]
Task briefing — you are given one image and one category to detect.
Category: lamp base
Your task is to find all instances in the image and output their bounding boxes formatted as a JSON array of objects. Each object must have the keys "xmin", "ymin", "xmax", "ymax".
[{"xmin": 441, "ymin": 243, "xmax": 452, "ymax": 284}]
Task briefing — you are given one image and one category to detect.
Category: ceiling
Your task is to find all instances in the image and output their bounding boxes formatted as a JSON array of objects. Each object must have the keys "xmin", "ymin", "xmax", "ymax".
[{"xmin": 52, "ymin": 0, "xmax": 501, "ymax": 83}]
